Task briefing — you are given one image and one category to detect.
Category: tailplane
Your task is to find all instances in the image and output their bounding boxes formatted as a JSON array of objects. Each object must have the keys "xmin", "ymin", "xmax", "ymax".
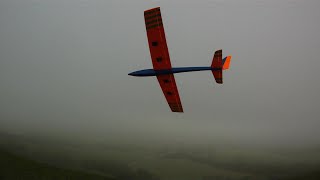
[{"xmin": 211, "ymin": 49, "xmax": 223, "ymax": 84}]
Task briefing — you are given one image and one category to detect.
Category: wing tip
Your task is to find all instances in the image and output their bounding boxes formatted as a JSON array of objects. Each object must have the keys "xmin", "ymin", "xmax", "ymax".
[
  {"xmin": 169, "ymin": 104, "xmax": 184, "ymax": 113},
  {"xmin": 172, "ymin": 109, "xmax": 184, "ymax": 113},
  {"xmin": 144, "ymin": 7, "xmax": 161, "ymax": 14}
]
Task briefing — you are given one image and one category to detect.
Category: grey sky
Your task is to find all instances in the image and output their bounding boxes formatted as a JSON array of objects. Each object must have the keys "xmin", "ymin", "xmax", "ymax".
[{"xmin": 1, "ymin": 0, "xmax": 320, "ymax": 146}]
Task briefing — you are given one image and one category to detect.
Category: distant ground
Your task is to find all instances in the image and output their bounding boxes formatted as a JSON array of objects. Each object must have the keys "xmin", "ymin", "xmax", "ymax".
[
  {"xmin": 0, "ymin": 132, "xmax": 160, "ymax": 180},
  {"xmin": 0, "ymin": 147, "xmax": 160, "ymax": 180},
  {"xmin": 1, "ymin": 131, "xmax": 320, "ymax": 180},
  {"xmin": 0, "ymin": 149, "xmax": 115, "ymax": 180}
]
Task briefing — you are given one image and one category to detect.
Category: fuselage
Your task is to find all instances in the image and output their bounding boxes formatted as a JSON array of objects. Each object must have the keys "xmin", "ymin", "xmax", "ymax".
[{"xmin": 129, "ymin": 67, "xmax": 222, "ymax": 77}]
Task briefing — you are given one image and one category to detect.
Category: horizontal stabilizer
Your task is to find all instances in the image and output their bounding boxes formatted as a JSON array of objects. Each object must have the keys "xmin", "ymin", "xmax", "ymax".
[{"xmin": 211, "ymin": 49, "xmax": 223, "ymax": 84}]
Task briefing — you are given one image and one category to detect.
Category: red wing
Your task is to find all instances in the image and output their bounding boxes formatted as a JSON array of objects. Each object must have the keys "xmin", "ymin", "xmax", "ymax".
[
  {"xmin": 145, "ymin": 8, "xmax": 182, "ymax": 112},
  {"xmin": 144, "ymin": 7, "xmax": 172, "ymax": 70},
  {"xmin": 157, "ymin": 74, "xmax": 183, "ymax": 112}
]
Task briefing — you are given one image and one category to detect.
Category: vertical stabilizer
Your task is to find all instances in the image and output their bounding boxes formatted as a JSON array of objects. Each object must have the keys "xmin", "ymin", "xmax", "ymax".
[{"xmin": 222, "ymin": 56, "xmax": 232, "ymax": 70}]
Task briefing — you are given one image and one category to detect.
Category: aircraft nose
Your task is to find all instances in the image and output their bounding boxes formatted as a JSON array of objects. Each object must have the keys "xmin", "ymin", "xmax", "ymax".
[{"xmin": 128, "ymin": 72, "xmax": 135, "ymax": 76}]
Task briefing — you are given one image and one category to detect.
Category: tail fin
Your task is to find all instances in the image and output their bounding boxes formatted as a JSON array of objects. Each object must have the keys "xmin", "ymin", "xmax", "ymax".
[
  {"xmin": 211, "ymin": 49, "xmax": 223, "ymax": 84},
  {"xmin": 222, "ymin": 56, "xmax": 232, "ymax": 70}
]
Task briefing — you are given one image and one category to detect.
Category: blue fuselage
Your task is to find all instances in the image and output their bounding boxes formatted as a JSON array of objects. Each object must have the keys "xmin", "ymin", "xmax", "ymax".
[{"xmin": 129, "ymin": 67, "xmax": 221, "ymax": 77}]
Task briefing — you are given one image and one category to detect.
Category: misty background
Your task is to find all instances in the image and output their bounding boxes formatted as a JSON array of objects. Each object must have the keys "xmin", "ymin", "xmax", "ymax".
[{"xmin": 1, "ymin": 0, "xmax": 320, "ymax": 148}]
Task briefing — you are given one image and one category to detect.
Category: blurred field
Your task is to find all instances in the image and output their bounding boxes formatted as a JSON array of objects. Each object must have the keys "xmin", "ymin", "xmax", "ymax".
[
  {"xmin": 1, "ymin": 132, "xmax": 320, "ymax": 180},
  {"xmin": 0, "ymin": 149, "xmax": 115, "ymax": 180}
]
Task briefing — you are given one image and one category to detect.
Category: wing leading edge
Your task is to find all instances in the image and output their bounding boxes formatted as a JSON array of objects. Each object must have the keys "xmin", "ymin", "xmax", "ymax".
[{"xmin": 144, "ymin": 7, "xmax": 183, "ymax": 112}]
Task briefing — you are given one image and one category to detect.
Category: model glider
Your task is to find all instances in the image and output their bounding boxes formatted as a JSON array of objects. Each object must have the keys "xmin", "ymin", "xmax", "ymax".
[{"xmin": 129, "ymin": 7, "xmax": 232, "ymax": 112}]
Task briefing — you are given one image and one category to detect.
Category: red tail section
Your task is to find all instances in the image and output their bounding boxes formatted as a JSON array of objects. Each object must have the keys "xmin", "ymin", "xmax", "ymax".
[{"xmin": 211, "ymin": 49, "xmax": 223, "ymax": 84}]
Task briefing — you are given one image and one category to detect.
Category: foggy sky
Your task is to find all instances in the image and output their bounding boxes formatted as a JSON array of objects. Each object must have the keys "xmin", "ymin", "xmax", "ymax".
[{"xmin": 1, "ymin": 0, "xmax": 320, "ymax": 146}]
